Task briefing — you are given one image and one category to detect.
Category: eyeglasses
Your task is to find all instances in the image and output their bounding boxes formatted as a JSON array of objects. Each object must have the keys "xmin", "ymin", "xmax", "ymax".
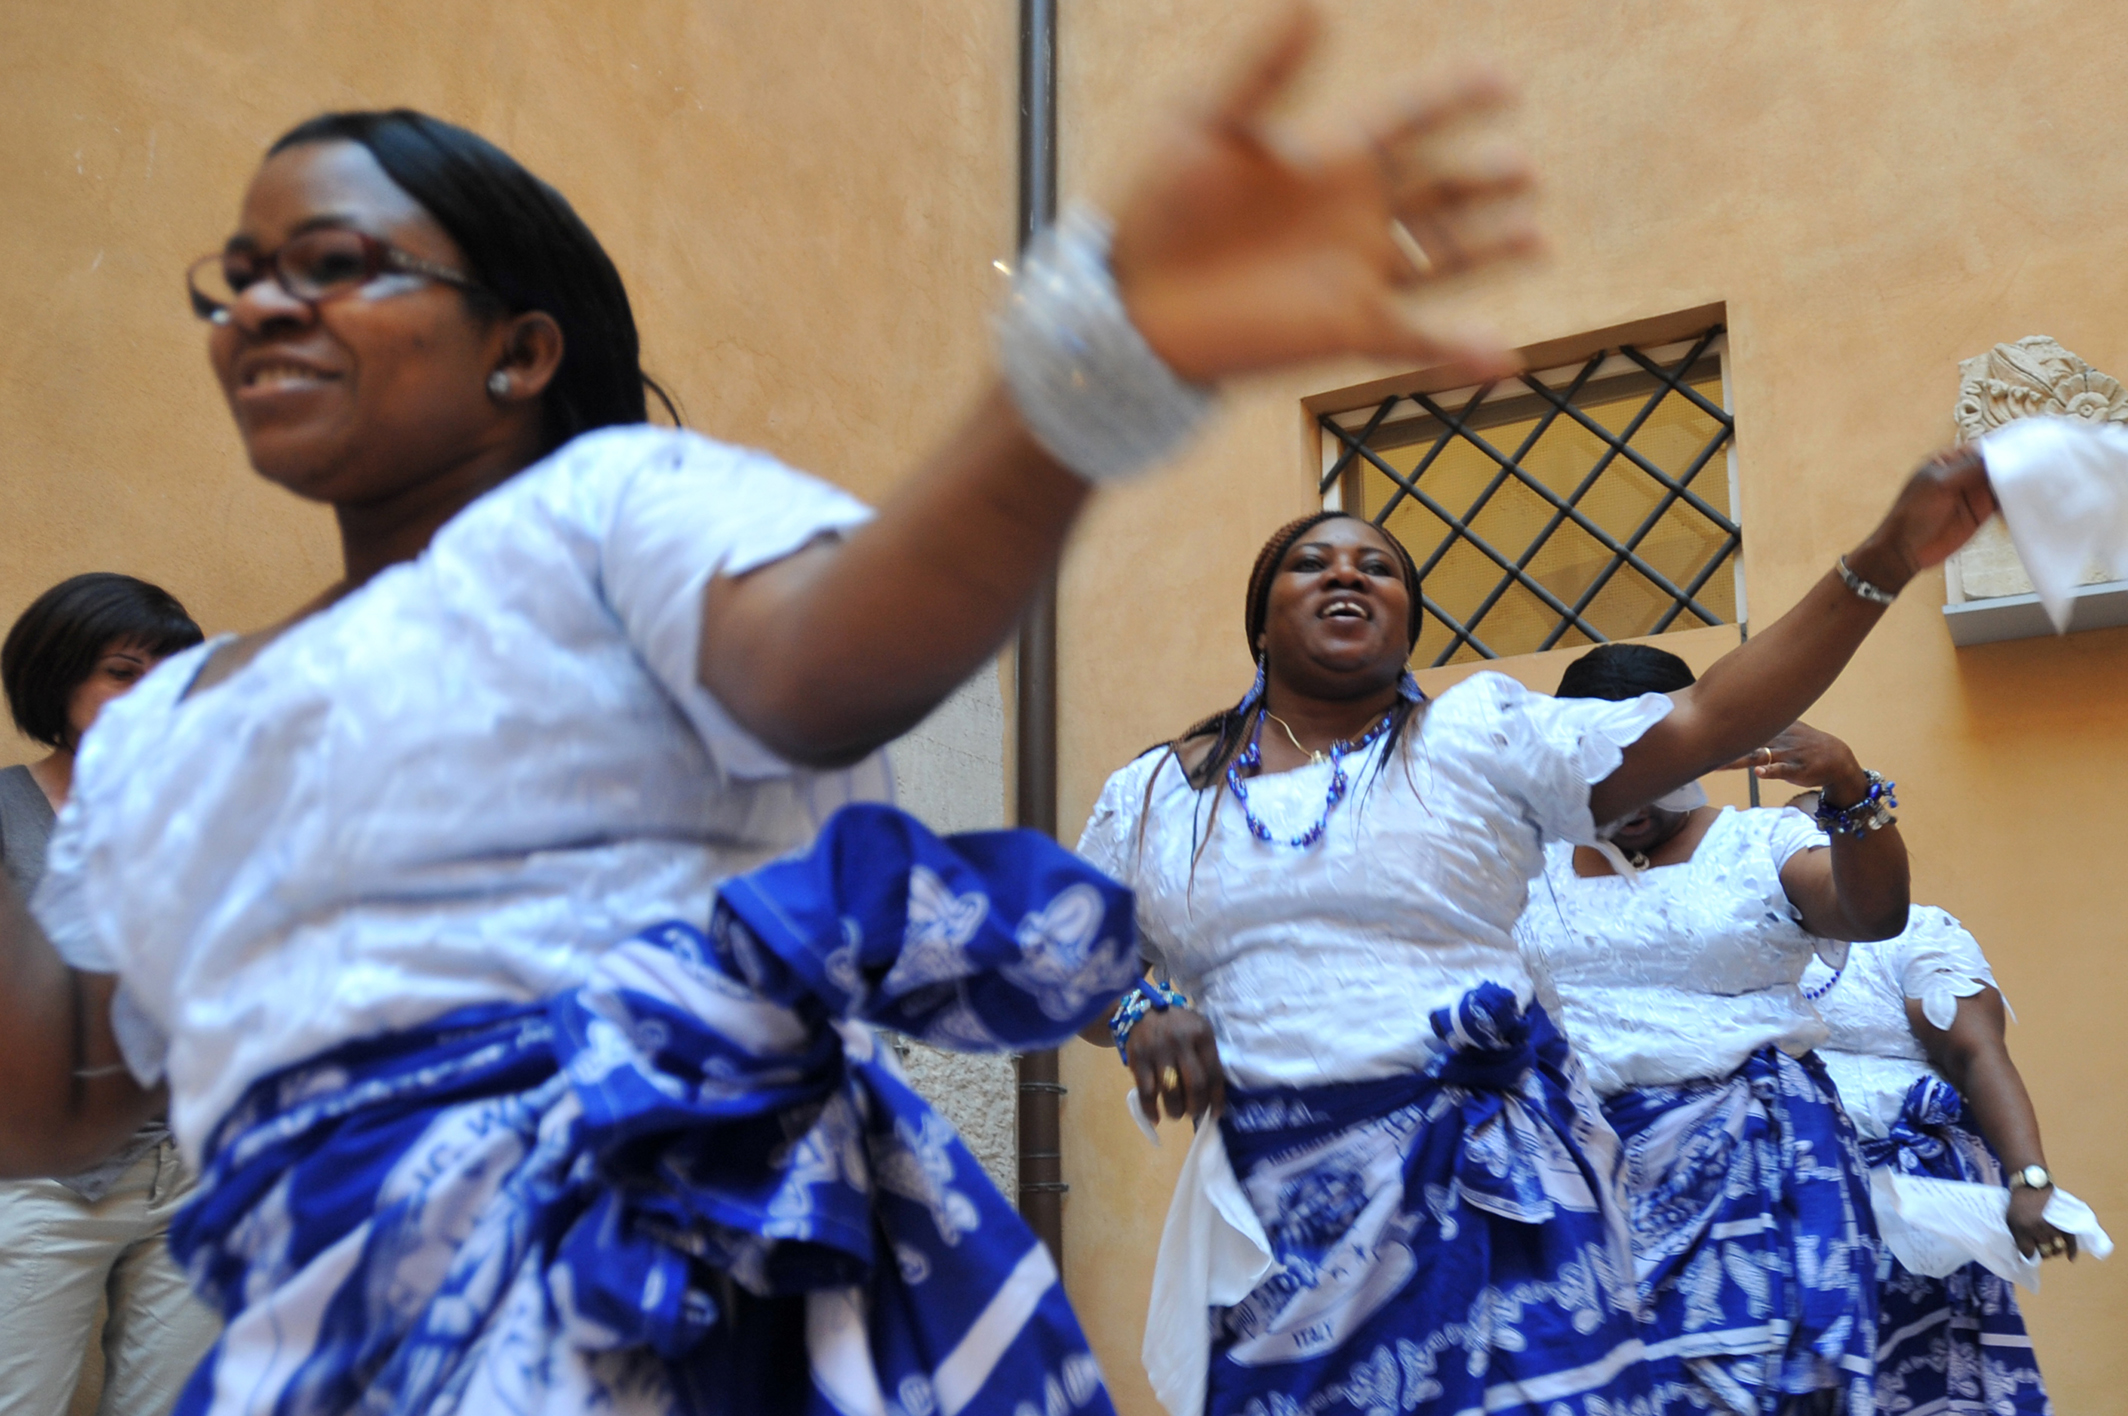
[{"xmin": 186, "ymin": 228, "xmax": 486, "ymax": 325}]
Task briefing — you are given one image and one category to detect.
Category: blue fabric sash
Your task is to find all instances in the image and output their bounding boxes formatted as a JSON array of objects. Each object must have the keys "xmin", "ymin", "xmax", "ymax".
[
  {"xmin": 1865, "ymin": 1076, "xmax": 2052, "ymax": 1416},
  {"xmin": 1208, "ymin": 984, "xmax": 1653, "ymax": 1416},
  {"xmin": 167, "ymin": 803, "xmax": 1140, "ymax": 1416}
]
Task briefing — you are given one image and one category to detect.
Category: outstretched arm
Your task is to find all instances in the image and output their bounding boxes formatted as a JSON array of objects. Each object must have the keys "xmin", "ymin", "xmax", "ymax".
[
  {"xmin": 698, "ymin": 8, "xmax": 1540, "ymax": 766},
  {"xmin": 1910, "ymin": 987, "xmax": 2072, "ymax": 1259},
  {"xmin": 1589, "ymin": 444, "xmax": 1995, "ymax": 826},
  {"xmin": 0, "ymin": 875, "xmax": 161, "ymax": 1177}
]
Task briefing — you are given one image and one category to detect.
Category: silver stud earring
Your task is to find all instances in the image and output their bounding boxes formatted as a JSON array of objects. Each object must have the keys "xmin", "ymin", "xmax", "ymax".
[{"xmin": 486, "ymin": 371, "xmax": 511, "ymax": 400}]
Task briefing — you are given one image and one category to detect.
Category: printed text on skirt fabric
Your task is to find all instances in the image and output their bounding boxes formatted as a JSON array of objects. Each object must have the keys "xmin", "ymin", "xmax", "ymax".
[{"xmin": 165, "ymin": 804, "xmax": 1143, "ymax": 1415}]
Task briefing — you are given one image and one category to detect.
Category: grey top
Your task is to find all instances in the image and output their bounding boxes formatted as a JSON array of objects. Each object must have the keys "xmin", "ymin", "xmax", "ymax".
[
  {"xmin": 0, "ymin": 765, "xmax": 53, "ymax": 902},
  {"xmin": 0, "ymin": 763, "xmax": 168, "ymax": 1201}
]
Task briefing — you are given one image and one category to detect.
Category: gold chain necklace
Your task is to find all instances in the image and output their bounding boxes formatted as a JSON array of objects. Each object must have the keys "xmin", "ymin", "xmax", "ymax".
[{"xmin": 1263, "ymin": 709, "xmax": 1327, "ymax": 765}]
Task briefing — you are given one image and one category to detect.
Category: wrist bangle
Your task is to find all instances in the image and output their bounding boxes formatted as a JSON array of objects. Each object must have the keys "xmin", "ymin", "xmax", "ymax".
[
  {"xmin": 996, "ymin": 205, "xmax": 1218, "ymax": 484},
  {"xmin": 1109, "ymin": 977, "xmax": 1190, "ymax": 1065},
  {"xmin": 1836, "ymin": 554, "xmax": 1899, "ymax": 606},
  {"xmin": 1814, "ymin": 769, "xmax": 1898, "ymax": 836}
]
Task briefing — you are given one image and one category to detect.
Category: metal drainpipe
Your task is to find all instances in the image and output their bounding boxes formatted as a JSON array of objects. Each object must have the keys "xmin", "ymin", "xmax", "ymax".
[{"xmin": 1013, "ymin": 0, "xmax": 1066, "ymax": 1262}]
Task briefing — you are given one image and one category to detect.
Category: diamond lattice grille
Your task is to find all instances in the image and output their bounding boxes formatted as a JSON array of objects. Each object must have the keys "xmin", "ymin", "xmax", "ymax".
[{"xmin": 1318, "ymin": 328, "xmax": 1738, "ymax": 667}]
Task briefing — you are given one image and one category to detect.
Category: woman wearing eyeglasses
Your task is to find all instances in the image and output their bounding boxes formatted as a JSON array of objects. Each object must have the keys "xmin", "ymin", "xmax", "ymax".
[{"xmin": 0, "ymin": 15, "xmax": 1570, "ymax": 1416}]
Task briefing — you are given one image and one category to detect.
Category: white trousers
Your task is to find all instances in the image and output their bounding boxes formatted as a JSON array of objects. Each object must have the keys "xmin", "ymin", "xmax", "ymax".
[{"xmin": 0, "ymin": 1140, "xmax": 221, "ymax": 1416}]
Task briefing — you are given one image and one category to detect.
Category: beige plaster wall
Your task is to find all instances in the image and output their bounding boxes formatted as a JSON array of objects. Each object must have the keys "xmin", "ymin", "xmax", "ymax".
[
  {"xmin": 1055, "ymin": 5, "xmax": 2128, "ymax": 1413},
  {"xmin": 0, "ymin": 0, "xmax": 1014, "ymax": 766}
]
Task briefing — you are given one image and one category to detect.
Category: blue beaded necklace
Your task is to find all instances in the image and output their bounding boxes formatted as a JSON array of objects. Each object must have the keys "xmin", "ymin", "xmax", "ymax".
[
  {"xmin": 1803, "ymin": 963, "xmax": 1845, "ymax": 1001},
  {"xmin": 1224, "ymin": 707, "xmax": 1396, "ymax": 849}
]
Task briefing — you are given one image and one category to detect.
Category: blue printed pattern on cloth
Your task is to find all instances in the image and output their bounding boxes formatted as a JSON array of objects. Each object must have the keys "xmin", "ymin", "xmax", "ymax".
[
  {"xmin": 1603, "ymin": 1048, "xmax": 1878, "ymax": 1416},
  {"xmin": 166, "ymin": 804, "xmax": 1140, "ymax": 1416},
  {"xmin": 1862, "ymin": 1078, "xmax": 2051, "ymax": 1416},
  {"xmin": 1206, "ymin": 984, "xmax": 1666, "ymax": 1416}
]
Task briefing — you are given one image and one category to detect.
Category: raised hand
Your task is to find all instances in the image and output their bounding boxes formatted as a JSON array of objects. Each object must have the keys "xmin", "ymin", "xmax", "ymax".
[
  {"xmin": 1845, "ymin": 443, "xmax": 1997, "ymax": 593},
  {"xmin": 1108, "ymin": 3, "xmax": 1539, "ymax": 388},
  {"xmin": 1719, "ymin": 721, "xmax": 1870, "ymax": 803}
]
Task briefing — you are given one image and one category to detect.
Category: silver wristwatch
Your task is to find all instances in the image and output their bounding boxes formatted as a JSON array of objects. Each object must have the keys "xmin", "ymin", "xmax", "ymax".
[{"xmin": 2008, "ymin": 1163, "xmax": 2053, "ymax": 1192}]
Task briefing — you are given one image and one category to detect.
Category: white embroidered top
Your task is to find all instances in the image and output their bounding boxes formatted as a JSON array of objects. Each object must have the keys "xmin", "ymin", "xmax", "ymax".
[
  {"xmin": 32, "ymin": 426, "xmax": 886, "ymax": 1157},
  {"xmin": 1800, "ymin": 906, "xmax": 2002, "ymax": 1140},
  {"xmin": 1074, "ymin": 672, "xmax": 1671, "ymax": 1091},
  {"xmin": 1515, "ymin": 806, "xmax": 1838, "ymax": 1097}
]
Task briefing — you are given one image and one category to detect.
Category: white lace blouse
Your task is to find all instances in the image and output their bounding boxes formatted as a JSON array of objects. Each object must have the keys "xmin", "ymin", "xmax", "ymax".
[
  {"xmin": 32, "ymin": 426, "xmax": 887, "ymax": 1157},
  {"xmin": 1515, "ymin": 806, "xmax": 1837, "ymax": 1097},
  {"xmin": 1800, "ymin": 907, "xmax": 2002, "ymax": 1139},
  {"xmin": 1074, "ymin": 672, "xmax": 1671, "ymax": 1091}
]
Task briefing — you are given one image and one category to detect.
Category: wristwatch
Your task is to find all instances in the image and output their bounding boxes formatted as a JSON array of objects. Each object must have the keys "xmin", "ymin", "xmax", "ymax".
[{"xmin": 2008, "ymin": 1164, "xmax": 2053, "ymax": 1192}]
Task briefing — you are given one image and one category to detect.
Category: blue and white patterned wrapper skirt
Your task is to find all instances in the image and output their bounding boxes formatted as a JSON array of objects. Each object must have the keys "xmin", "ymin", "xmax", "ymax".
[
  {"xmin": 1204, "ymin": 985, "xmax": 1659, "ymax": 1416},
  {"xmin": 1602, "ymin": 1048, "xmax": 1878, "ymax": 1416},
  {"xmin": 163, "ymin": 804, "xmax": 1143, "ymax": 1416},
  {"xmin": 1863, "ymin": 1077, "xmax": 2051, "ymax": 1416}
]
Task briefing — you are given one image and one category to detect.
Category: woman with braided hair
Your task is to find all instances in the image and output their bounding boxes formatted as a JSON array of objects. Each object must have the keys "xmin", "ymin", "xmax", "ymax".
[{"xmin": 1078, "ymin": 466, "xmax": 1996, "ymax": 1416}]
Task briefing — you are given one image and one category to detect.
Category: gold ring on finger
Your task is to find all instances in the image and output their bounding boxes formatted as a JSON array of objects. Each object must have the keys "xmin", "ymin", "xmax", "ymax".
[{"xmin": 1160, "ymin": 1066, "xmax": 1181, "ymax": 1091}]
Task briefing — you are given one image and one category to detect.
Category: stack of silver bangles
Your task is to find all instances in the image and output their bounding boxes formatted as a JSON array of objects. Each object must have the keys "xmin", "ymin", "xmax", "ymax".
[{"xmin": 996, "ymin": 205, "xmax": 1218, "ymax": 484}]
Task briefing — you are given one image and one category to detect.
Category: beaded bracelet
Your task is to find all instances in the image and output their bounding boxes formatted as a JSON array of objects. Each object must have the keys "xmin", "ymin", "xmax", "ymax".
[
  {"xmin": 1815, "ymin": 769, "xmax": 1898, "ymax": 837},
  {"xmin": 1109, "ymin": 977, "xmax": 1190, "ymax": 1065}
]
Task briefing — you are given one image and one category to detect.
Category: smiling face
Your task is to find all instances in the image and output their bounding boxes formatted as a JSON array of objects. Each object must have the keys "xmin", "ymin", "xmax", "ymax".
[
  {"xmin": 1256, "ymin": 518, "xmax": 1413, "ymax": 699},
  {"xmin": 206, "ymin": 140, "xmax": 523, "ymax": 507}
]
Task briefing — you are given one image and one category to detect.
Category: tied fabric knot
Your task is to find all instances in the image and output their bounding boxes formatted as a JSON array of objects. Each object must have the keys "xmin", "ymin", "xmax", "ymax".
[
  {"xmin": 1404, "ymin": 984, "xmax": 1592, "ymax": 1227},
  {"xmin": 168, "ymin": 804, "xmax": 1137, "ymax": 1416},
  {"xmin": 1861, "ymin": 1074, "xmax": 1973, "ymax": 1177},
  {"xmin": 545, "ymin": 804, "xmax": 1141, "ymax": 1358},
  {"xmin": 1427, "ymin": 981, "xmax": 1536, "ymax": 1091}
]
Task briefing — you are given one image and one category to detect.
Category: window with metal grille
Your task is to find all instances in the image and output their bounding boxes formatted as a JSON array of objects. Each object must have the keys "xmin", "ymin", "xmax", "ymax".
[{"xmin": 1316, "ymin": 326, "xmax": 1739, "ymax": 667}]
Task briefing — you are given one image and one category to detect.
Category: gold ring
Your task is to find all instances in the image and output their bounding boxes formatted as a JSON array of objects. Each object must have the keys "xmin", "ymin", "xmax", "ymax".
[
  {"xmin": 1757, "ymin": 746, "xmax": 1772, "ymax": 766},
  {"xmin": 1160, "ymin": 1066, "xmax": 1182, "ymax": 1091}
]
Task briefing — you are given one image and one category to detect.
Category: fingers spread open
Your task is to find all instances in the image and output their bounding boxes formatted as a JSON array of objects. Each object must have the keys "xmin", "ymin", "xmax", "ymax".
[
  {"xmin": 1211, "ymin": 2, "xmax": 1321, "ymax": 131},
  {"xmin": 1365, "ymin": 63, "xmax": 1516, "ymax": 151}
]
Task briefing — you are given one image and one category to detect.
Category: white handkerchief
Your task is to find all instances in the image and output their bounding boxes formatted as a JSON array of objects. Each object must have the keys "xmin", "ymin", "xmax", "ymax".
[
  {"xmin": 1977, "ymin": 416, "xmax": 2128, "ymax": 631},
  {"xmin": 1134, "ymin": 1101, "xmax": 1273, "ymax": 1416},
  {"xmin": 1869, "ymin": 1168, "xmax": 2113, "ymax": 1292}
]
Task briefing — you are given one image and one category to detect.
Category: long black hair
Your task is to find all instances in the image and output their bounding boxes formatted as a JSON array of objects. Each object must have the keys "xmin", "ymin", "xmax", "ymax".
[
  {"xmin": 3, "ymin": 574, "xmax": 203, "ymax": 750},
  {"xmin": 270, "ymin": 109, "xmax": 677, "ymax": 453}
]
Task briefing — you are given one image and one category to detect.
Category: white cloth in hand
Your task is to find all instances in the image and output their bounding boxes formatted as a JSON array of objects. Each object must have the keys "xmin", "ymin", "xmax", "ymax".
[
  {"xmin": 1978, "ymin": 416, "xmax": 2128, "ymax": 631},
  {"xmin": 1870, "ymin": 1169, "xmax": 2112, "ymax": 1292},
  {"xmin": 1128, "ymin": 1089, "xmax": 1273, "ymax": 1416}
]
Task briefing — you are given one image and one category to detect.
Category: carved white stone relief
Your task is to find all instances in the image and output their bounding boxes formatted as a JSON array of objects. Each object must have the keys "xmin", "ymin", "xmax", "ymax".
[{"xmin": 1947, "ymin": 336, "xmax": 2128, "ymax": 603}]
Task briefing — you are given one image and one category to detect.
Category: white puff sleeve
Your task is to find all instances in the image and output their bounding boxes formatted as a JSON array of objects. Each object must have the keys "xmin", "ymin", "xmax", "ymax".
[
  {"xmin": 590, "ymin": 428, "xmax": 875, "ymax": 780},
  {"xmin": 1444, "ymin": 672, "xmax": 1674, "ymax": 845},
  {"xmin": 1891, "ymin": 906, "xmax": 2005, "ymax": 1030},
  {"xmin": 1075, "ymin": 752, "xmax": 1176, "ymax": 978}
]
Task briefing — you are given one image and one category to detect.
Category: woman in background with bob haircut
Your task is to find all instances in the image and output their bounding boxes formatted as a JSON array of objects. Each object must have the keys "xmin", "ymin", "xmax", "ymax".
[
  {"xmin": 0, "ymin": 13, "xmax": 1578, "ymax": 1414},
  {"xmin": 0, "ymin": 572, "xmax": 214, "ymax": 1416}
]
